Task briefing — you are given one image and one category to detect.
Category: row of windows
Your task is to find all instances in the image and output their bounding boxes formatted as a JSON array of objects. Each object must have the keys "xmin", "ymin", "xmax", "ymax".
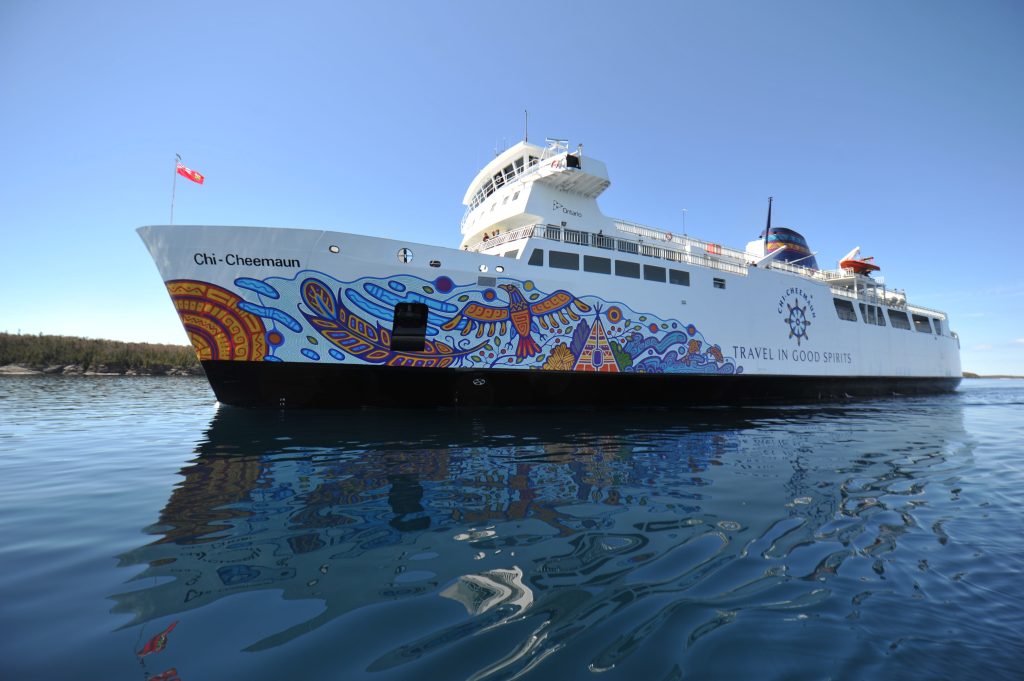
[
  {"xmin": 834, "ymin": 298, "xmax": 942, "ymax": 334},
  {"xmin": 529, "ymin": 249, "xmax": 693, "ymax": 286},
  {"xmin": 469, "ymin": 155, "xmax": 539, "ymax": 211}
]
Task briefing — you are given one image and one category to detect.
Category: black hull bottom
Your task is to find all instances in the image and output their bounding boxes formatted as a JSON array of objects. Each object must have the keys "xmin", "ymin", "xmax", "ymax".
[{"xmin": 201, "ymin": 361, "xmax": 962, "ymax": 408}]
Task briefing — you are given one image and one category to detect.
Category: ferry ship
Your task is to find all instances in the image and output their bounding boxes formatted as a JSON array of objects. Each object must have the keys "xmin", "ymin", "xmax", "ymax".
[{"xmin": 138, "ymin": 138, "xmax": 961, "ymax": 407}]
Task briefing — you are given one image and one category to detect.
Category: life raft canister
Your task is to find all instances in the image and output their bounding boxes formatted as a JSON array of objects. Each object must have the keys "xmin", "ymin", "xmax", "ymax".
[{"xmin": 706, "ymin": 243, "xmax": 722, "ymax": 255}]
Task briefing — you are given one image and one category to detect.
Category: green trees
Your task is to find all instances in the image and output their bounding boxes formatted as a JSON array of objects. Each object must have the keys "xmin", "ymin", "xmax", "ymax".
[{"xmin": 0, "ymin": 332, "xmax": 198, "ymax": 373}]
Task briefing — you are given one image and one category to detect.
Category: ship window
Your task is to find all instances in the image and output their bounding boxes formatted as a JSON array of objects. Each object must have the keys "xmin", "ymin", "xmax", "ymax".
[
  {"xmin": 493, "ymin": 172, "xmax": 504, "ymax": 188},
  {"xmin": 514, "ymin": 158, "xmax": 524, "ymax": 174},
  {"xmin": 912, "ymin": 314, "xmax": 933, "ymax": 333},
  {"xmin": 933, "ymin": 319, "xmax": 944, "ymax": 335},
  {"xmin": 504, "ymin": 250, "xmax": 518, "ymax": 259},
  {"xmin": 478, "ymin": 276, "xmax": 497, "ymax": 287},
  {"xmin": 484, "ymin": 179, "xmax": 494, "ymax": 196},
  {"xmin": 584, "ymin": 255, "xmax": 611, "ymax": 274},
  {"xmin": 859, "ymin": 303, "xmax": 885, "ymax": 326},
  {"xmin": 528, "ymin": 249, "xmax": 544, "ymax": 266},
  {"xmin": 503, "ymin": 196, "xmax": 509, "ymax": 205},
  {"xmin": 549, "ymin": 250, "xmax": 579, "ymax": 270},
  {"xmin": 669, "ymin": 269, "xmax": 690, "ymax": 286},
  {"xmin": 528, "ymin": 155, "xmax": 538, "ymax": 167},
  {"xmin": 833, "ymin": 298, "xmax": 857, "ymax": 321},
  {"xmin": 888, "ymin": 310, "xmax": 912, "ymax": 330},
  {"xmin": 713, "ymin": 278, "xmax": 726, "ymax": 289},
  {"xmin": 644, "ymin": 264, "xmax": 667, "ymax": 282},
  {"xmin": 615, "ymin": 260, "xmax": 640, "ymax": 278},
  {"xmin": 513, "ymin": 191, "xmax": 520, "ymax": 200},
  {"xmin": 503, "ymin": 164, "xmax": 515, "ymax": 181}
]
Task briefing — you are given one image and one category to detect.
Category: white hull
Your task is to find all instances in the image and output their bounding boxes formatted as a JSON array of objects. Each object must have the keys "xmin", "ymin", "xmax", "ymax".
[{"xmin": 138, "ymin": 223, "xmax": 960, "ymax": 407}]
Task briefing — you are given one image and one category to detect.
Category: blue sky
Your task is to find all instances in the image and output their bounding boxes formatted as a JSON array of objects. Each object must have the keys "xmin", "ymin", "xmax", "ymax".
[{"xmin": 1, "ymin": 0, "xmax": 1021, "ymax": 374}]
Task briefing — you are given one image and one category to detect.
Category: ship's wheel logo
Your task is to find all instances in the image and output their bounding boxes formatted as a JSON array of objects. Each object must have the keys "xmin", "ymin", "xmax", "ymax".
[{"xmin": 784, "ymin": 302, "xmax": 811, "ymax": 345}]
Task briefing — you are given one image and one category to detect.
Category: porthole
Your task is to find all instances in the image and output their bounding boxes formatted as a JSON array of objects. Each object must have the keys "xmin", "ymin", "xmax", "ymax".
[
  {"xmin": 429, "ymin": 260, "xmax": 441, "ymax": 268},
  {"xmin": 478, "ymin": 264, "xmax": 488, "ymax": 273},
  {"xmin": 328, "ymin": 245, "xmax": 340, "ymax": 253},
  {"xmin": 495, "ymin": 265, "xmax": 504, "ymax": 273},
  {"xmin": 397, "ymin": 248, "xmax": 413, "ymax": 264}
]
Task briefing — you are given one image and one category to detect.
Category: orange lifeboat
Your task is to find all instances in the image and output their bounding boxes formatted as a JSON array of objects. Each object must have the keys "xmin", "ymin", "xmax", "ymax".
[{"xmin": 839, "ymin": 247, "xmax": 880, "ymax": 275}]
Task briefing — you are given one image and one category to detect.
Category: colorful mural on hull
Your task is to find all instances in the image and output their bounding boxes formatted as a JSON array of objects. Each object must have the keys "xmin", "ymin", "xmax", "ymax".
[
  {"xmin": 167, "ymin": 280, "xmax": 268, "ymax": 361},
  {"xmin": 167, "ymin": 272, "xmax": 742, "ymax": 375}
]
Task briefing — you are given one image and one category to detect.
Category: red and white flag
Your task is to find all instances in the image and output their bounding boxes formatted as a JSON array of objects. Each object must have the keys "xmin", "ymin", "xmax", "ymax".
[{"xmin": 176, "ymin": 162, "xmax": 204, "ymax": 184}]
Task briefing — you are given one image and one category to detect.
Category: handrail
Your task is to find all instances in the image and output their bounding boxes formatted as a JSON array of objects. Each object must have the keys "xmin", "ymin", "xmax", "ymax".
[
  {"xmin": 466, "ymin": 222, "xmax": 947, "ymax": 317},
  {"xmin": 472, "ymin": 223, "xmax": 750, "ymax": 276},
  {"xmin": 469, "ymin": 225, "xmax": 535, "ymax": 252},
  {"xmin": 907, "ymin": 304, "xmax": 948, "ymax": 320},
  {"xmin": 613, "ymin": 219, "xmax": 750, "ymax": 263}
]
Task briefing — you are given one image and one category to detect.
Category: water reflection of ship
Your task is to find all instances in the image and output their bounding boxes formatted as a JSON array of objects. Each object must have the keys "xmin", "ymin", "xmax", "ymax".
[
  {"xmin": 113, "ymin": 400, "xmax": 969, "ymax": 660},
  {"xmin": 440, "ymin": 565, "xmax": 533, "ymax": 618},
  {"xmin": 111, "ymin": 406, "xmax": 749, "ymax": 647}
]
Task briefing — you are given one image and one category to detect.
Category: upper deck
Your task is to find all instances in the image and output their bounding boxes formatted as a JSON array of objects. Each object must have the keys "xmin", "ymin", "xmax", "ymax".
[
  {"xmin": 458, "ymin": 138, "xmax": 950, "ymax": 328},
  {"xmin": 467, "ymin": 219, "xmax": 948, "ymax": 323}
]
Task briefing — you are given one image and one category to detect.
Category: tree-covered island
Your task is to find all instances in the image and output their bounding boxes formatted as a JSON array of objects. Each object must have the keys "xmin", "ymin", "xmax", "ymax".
[{"xmin": 0, "ymin": 332, "xmax": 201, "ymax": 375}]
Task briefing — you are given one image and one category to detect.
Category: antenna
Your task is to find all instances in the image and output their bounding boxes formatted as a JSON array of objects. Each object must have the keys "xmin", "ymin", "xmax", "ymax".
[
  {"xmin": 763, "ymin": 196, "xmax": 773, "ymax": 251},
  {"xmin": 524, "ymin": 109, "xmax": 528, "ymax": 143}
]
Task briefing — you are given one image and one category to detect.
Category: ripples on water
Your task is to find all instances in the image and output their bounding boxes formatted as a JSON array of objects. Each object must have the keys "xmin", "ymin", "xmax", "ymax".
[{"xmin": 1, "ymin": 376, "xmax": 1022, "ymax": 680}]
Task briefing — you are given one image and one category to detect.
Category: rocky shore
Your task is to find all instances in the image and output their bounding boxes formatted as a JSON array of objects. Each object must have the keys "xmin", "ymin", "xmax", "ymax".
[{"xmin": 0, "ymin": 362, "xmax": 203, "ymax": 376}]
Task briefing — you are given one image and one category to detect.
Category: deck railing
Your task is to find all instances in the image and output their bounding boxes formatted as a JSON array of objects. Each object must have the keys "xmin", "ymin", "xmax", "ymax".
[
  {"xmin": 471, "ymin": 223, "xmax": 750, "ymax": 277},
  {"xmin": 467, "ymin": 222, "xmax": 946, "ymax": 318}
]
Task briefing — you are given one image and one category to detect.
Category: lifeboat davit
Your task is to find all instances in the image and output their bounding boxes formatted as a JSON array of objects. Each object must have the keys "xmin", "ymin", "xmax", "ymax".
[{"xmin": 839, "ymin": 247, "xmax": 880, "ymax": 275}]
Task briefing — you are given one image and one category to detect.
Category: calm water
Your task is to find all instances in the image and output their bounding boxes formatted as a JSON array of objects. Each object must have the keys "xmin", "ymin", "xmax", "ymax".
[{"xmin": 1, "ymin": 377, "xmax": 1022, "ymax": 680}]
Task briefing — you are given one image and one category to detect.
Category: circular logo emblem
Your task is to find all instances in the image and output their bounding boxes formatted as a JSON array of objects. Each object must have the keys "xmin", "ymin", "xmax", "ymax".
[
  {"xmin": 784, "ymin": 302, "xmax": 811, "ymax": 345},
  {"xmin": 778, "ymin": 288, "xmax": 816, "ymax": 346},
  {"xmin": 472, "ymin": 378, "xmax": 486, "ymax": 386},
  {"xmin": 397, "ymin": 248, "xmax": 413, "ymax": 264}
]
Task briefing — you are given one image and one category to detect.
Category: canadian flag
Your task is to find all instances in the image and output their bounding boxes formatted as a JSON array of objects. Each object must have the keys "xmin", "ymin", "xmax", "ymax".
[{"xmin": 176, "ymin": 162, "xmax": 204, "ymax": 184}]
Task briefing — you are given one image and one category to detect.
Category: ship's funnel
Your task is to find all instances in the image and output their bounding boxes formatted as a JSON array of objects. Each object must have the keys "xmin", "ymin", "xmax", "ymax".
[{"xmin": 758, "ymin": 227, "xmax": 819, "ymax": 269}]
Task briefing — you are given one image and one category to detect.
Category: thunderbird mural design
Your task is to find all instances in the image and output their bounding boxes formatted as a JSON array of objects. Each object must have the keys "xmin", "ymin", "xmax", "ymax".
[{"xmin": 442, "ymin": 284, "xmax": 592, "ymax": 359}]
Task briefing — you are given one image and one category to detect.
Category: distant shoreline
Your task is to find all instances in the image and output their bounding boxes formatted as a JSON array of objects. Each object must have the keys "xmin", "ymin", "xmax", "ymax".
[
  {"xmin": 0, "ymin": 364, "xmax": 203, "ymax": 376},
  {"xmin": 0, "ymin": 332, "xmax": 202, "ymax": 376}
]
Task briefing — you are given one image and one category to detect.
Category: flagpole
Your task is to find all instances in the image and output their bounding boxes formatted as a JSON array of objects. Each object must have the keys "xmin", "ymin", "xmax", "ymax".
[{"xmin": 170, "ymin": 153, "xmax": 181, "ymax": 224}]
